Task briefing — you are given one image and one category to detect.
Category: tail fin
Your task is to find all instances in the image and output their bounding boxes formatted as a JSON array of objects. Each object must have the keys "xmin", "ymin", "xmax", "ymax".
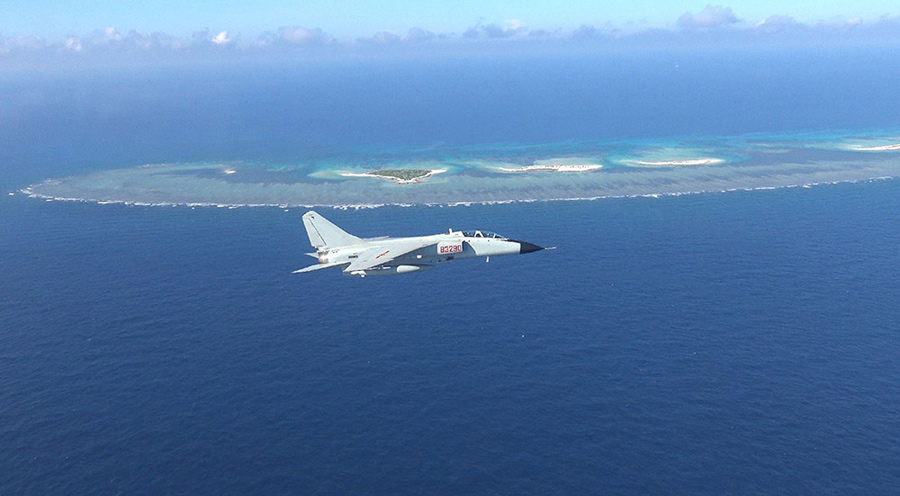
[{"xmin": 302, "ymin": 211, "xmax": 362, "ymax": 249}]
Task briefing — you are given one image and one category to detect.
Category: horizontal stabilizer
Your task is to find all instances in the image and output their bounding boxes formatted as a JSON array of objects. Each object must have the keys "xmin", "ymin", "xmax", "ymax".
[{"xmin": 293, "ymin": 261, "xmax": 347, "ymax": 273}]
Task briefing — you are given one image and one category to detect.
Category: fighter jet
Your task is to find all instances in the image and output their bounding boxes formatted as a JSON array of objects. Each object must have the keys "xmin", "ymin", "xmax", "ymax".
[{"xmin": 294, "ymin": 211, "xmax": 547, "ymax": 277}]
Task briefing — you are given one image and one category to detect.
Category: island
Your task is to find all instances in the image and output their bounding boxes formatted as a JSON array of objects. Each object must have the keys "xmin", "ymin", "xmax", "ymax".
[
  {"xmin": 622, "ymin": 158, "xmax": 725, "ymax": 167},
  {"xmin": 496, "ymin": 164, "xmax": 603, "ymax": 173},
  {"xmin": 851, "ymin": 143, "xmax": 900, "ymax": 152},
  {"xmin": 339, "ymin": 168, "xmax": 447, "ymax": 184},
  {"xmin": 19, "ymin": 131, "xmax": 900, "ymax": 208}
]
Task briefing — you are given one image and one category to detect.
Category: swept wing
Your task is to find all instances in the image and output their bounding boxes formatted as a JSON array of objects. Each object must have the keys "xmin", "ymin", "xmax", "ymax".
[
  {"xmin": 343, "ymin": 239, "xmax": 438, "ymax": 272},
  {"xmin": 292, "ymin": 261, "xmax": 348, "ymax": 273}
]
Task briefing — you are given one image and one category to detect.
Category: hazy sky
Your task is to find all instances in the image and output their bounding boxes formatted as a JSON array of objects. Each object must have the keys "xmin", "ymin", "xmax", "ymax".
[
  {"xmin": 1, "ymin": 0, "xmax": 897, "ymax": 39},
  {"xmin": 2, "ymin": 1, "xmax": 898, "ymax": 64}
]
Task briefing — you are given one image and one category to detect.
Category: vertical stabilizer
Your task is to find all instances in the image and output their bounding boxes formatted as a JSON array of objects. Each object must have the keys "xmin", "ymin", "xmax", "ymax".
[{"xmin": 302, "ymin": 211, "xmax": 362, "ymax": 249}]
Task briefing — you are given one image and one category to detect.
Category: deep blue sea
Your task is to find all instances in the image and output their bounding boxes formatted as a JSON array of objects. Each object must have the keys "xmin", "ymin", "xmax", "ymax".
[{"xmin": 2, "ymin": 47, "xmax": 900, "ymax": 494}]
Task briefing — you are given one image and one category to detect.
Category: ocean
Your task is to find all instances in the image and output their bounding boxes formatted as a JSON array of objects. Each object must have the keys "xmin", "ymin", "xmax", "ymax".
[{"xmin": 2, "ymin": 46, "xmax": 900, "ymax": 494}]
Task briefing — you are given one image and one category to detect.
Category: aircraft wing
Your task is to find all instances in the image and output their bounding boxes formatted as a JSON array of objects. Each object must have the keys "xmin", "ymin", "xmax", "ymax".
[
  {"xmin": 343, "ymin": 240, "xmax": 437, "ymax": 272},
  {"xmin": 292, "ymin": 261, "xmax": 348, "ymax": 273}
]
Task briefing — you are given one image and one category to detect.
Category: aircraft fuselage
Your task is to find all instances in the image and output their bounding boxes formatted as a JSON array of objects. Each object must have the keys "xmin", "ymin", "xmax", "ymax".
[
  {"xmin": 295, "ymin": 211, "xmax": 544, "ymax": 277},
  {"xmin": 319, "ymin": 232, "xmax": 540, "ymax": 276}
]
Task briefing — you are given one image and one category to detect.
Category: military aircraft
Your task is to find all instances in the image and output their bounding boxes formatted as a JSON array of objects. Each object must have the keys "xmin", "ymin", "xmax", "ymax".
[{"xmin": 294, "ymin": 210, "xmax": 547, "ymax": 277}]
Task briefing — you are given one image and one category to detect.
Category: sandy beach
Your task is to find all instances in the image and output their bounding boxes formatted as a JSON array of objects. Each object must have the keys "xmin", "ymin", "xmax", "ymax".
[
  {"xmin": 623, "ymin": 158, "xmax": 725, "ymax": 167},
  {"xmin": 497, "ymin": 164, "xmax": 603, "ymax": 173},
  {"xmin": 851, "ymin": 143, "xmax": 900, "ymax": 152}
]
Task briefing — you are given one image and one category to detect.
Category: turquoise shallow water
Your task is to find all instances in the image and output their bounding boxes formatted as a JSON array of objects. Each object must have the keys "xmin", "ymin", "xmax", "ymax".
[{"xmin": 20, "ymin": 130, "xmax": 900, "ymax": 207}]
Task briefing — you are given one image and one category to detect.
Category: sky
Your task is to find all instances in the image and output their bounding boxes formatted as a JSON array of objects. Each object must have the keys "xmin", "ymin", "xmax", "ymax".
[
  {"xmin": 1, "ymin": 1, "xmax": 898, "ymax": 63},
  {"xmin": 1, "ymin": 1, "xmax": 897, "ymax": 39}
]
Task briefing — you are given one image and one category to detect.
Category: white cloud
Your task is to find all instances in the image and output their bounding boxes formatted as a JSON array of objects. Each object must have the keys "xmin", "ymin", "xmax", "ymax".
[
  {"xmin": 283, "ymin": 26, "xmax": 330, "ymax": 45},
  {"xmin": 211, "ymin": 31, "xmax": 232, "ymax": 45},
  {"xmin": 2, "ymin": 13, "xmax": 900, "ymax": 64},
  {"xmin": 505, "ymin": 19, "xmax": 527, "ymax": 31},
  {"xmin": 104, "ymin": 27, "xmax": 123, "ymax": 41},
  {"xmin": 65, "ymin": 37, "xmax": 83, "ymax": 52},
  {"xmin": 829, "ymin": 17, "xmax": 863, "ymax": 30},
  {"xmin": 464, "ymin": 19, "xmax": 530, "ymax": 39},
  {"xmin": 570, "ymin": 25, "xmax": 623, "ymax": 41},
  {"xmin": 79, "ymin": 27, "xmax": 125, "ymax": 48},
  {"xmin": 404, "ymin": 27, "xmax": 436, "ymax": 43},
  {"xmin": 678, "ymin": 5, "xmax": 740, "ymax": 29},
  {"xmin": 361, "ymin": 31, "xmax": 402, "ymax": 44},
  {"xmin": 0, "ymin": 35, "xmax": 48, "ymax": 54},
  {"xmin": 256, "ymin": 26, "xmax": 333, "ymax": 47},
  {"xmin": 358, "ymin": 27, "xmax": 436, "ymax": 45},
  {"xmin": 756, "ymin": 15, "xmax": 796, "ymax": 30}
]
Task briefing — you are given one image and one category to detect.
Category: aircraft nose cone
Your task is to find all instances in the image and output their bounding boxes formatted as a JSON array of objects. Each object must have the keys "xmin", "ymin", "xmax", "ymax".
[{"xmin": 518, "ymin": 241, "xmax": 543, "ymax": 254}]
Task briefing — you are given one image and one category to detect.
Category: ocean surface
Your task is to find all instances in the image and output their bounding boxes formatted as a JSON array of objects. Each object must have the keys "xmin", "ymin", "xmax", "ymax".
[{"xmin": 2, "ymin": 47, "xmax": 900, "ymax": 494}]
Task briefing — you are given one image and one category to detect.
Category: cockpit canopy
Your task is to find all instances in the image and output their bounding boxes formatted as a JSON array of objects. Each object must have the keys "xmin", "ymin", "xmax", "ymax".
[{"xmin": 460, "ymin": 230, "xmax": 506, "ymax": 239}]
